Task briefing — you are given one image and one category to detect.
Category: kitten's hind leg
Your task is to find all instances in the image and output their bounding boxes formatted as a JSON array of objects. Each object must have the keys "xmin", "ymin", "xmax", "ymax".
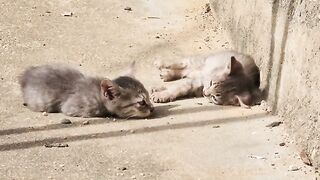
[
  {"xmin": 151, "ymin": 79, "xmax": 202, "ymax": 103},
  {"xmin": 154, "ymin": 60, "xmax": 187, "ymax": 70},
  {"xmin": 160, "ymin": 69, "xmax": 186, "ymax": 82},
  {"xmin": 154, "ymin": 60, "xmax": 188, "ymax": 82}
]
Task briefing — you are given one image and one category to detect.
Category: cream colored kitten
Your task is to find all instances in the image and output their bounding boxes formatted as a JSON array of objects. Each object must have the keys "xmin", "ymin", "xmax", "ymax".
[{"xmin": 151, "ymin": 50, "xmax": 260, "ymax": 107}]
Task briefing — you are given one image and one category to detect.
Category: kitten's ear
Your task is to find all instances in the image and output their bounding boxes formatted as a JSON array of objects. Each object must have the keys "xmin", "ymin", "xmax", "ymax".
[
  {"xmin": 122, "ymin": 61, "xmax": 136, "ymax": 78},
  {"xmin": 100, "ymin": 79, "xmax": 121, "ymax": 100},
  {"xmin": 226, "ymin": 56, "xmax": 243, "ymax": 76}
]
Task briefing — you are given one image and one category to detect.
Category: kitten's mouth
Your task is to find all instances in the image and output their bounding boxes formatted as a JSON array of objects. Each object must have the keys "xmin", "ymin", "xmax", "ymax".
[{"xmin": 124, "ymin": 110, "xmax": 152, "ymax": 119}]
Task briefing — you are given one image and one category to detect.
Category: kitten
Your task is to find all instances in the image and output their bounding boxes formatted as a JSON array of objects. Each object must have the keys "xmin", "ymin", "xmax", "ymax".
[
  {"xmin": 151, "ymin": 50, "xmax": 261, "ymax": 107},
  {"xmin": 19, "ymin": 63, "xmax": 154, "ymax": 118}
]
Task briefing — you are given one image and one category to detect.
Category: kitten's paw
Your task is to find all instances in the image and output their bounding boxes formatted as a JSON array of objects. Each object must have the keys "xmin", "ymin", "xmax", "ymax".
[{"xmin": 151, "ymin": 91, "xmax": 175, "ymax": 103}]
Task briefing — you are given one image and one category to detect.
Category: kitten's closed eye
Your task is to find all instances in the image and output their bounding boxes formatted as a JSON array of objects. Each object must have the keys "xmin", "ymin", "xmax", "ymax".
[{"xmin": 138, "ymin": 100, "xmax": 147, "ymax": 106}]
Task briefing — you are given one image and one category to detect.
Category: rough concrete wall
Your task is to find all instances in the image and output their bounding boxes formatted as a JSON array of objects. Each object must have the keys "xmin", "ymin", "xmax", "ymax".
[{"xmin": 210, "ymin": 0, "xmax": 320, "ymax": 167}]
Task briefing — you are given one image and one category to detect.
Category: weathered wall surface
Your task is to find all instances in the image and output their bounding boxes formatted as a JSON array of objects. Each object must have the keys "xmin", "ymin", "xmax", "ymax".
[{"xmin": 210, "ymin": 0, "xmax": 320, "ymax": 167}]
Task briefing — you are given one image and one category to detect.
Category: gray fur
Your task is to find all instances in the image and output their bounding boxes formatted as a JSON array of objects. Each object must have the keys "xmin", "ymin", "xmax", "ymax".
[{"xmin": 19, "ymin": 64, "xmax": 153, "ymax": 118}]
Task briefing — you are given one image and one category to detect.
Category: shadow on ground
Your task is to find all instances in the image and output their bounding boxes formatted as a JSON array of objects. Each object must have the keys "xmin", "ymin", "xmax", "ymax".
[{"xmin": 0, "ymin": 112, "xmax": 267, "ymax": 151}]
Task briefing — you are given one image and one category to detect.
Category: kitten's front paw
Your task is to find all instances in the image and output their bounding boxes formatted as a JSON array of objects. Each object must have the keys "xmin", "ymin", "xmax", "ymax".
[{"xmin": 151, "ymin": 91, "xmax": 175, "ymax": 103}]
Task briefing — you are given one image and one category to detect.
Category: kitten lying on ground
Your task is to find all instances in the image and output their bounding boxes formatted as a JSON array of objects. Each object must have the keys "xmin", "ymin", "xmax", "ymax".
[
  {"xmin": 19, "ymin": 63, "xmax": 154, "ymax": 118},
  {"xmin": 151, "ymin": 50, "xmax": 261, "ymax": 108}
]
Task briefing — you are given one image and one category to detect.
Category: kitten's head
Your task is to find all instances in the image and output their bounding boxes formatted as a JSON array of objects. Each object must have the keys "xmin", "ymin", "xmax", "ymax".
[
  {"xmin": 203, "ymin": 56, "xmax": 258, "ymax": 106},
  {"xmin": 100, "ymin": 76, "xmax": 154, "ymax": 118}
]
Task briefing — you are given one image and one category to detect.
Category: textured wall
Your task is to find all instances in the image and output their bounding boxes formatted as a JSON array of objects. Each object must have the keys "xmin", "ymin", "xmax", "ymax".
[{"xmin": 210, "ymin": 0, "xmax": 320, "ymax": 167}]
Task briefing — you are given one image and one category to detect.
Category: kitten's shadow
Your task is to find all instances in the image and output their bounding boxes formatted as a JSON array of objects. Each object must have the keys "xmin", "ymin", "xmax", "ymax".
[
  {"xmin": 150, "ymin": 103, "xmax": 224, "ymax": 119},
  {"xmin": 0, "ymin": 103, "xmax": 221, "ymax": 136},
  {"xmin": 150, "ymin": 104, "xmax": 180, "ymax": 119}
]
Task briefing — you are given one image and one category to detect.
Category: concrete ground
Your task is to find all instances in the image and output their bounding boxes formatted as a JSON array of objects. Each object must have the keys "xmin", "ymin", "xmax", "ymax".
[{"xmin": 0, "ymin": 0, "xmax": 317, "ymax": 179}]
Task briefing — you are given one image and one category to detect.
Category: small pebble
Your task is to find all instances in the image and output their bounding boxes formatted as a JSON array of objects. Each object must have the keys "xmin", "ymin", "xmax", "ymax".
[
  {"xmin": 124, "ymin": 7, "xmax": 132, "ymax": 11},
  {"xmin": 300, "ymin": 150, "xmax": 312, "ymax": 166},
  {"xmin": 204, "ymin": 3, "xmax": 211, "ymax": 13},
  {"xmin": 131, "ymin": 175, "xmax": 136, "ymax": 179},
  {"xmin": 130, "ymin": 130, "xmax": 135, "ymax": 133},
  {"xmin": 140, "ymin": 173, "xmax": 145, "ymax": 176},
  {"xmin": 44, "ymin": 143, "xmax": 69, "ymax": 148},
  {"xmin": 196, "ymin": 102, "xmax": 203, "ymax": 105},
  {"xmin": 271, "ymin": 163, "xmax": 275, "ymax": 166},
  {"xmin": 113, "ymin": 118, "xmax": 117, "ymax": 122},
  {"xmin": 266, "ymin": 121, "xmax": 282, "ymax": 128},
  {"xmin": 288, "ymin": 165, "xmax": 300, "ymax": 171},
  {"xmin": 61, "ymin": 118, "xmax": 72, "ymax": 124},
  {"xmin": 82, "ymin": 120, "xmax": 89, "ymax": 125},
  {"xmin": 212, "ymin": 125, "xmax": 220, "ymax": 128},
  {"xmin": 42, "ymin": 112, "xmax": 48, "ymax": 116},
  {"xmin": 155, "ymin": 36, "xmax": 160, "ymax": 39},
  {"xmin": 119, "ymin": 167, "xmax": 127, "ymax": 171},
  {"xmin": 279, "ymin": 142, "xmax": 286, "ymax": 146},
  {"xmin": 62, "ymin": 12, "xmax": 73, "ymax": 17}
]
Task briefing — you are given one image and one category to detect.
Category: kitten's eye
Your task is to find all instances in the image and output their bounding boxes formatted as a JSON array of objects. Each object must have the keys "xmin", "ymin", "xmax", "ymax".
[
  {"xmin": 215, "ymin": 93, "xmax": 221, "ymax": 97},
  {"xmin": 138, "ymin": 100, "xmax": 146, "ymax": 106}
]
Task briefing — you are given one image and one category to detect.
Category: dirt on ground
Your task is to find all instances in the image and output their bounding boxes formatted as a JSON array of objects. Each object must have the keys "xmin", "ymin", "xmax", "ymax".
[{"xmin": 0, "ymin": 0, "xmax": 318, "ymax": 179}]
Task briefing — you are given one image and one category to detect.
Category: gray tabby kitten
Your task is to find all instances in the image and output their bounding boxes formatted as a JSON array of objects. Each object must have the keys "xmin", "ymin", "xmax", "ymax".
[
  {"xmin": 19, "ymin": 64, "xmax": 154, "ymax": 118},
  {"xmin": 151, "ymin": 50, "xmax": 261, "ymax": 108}
]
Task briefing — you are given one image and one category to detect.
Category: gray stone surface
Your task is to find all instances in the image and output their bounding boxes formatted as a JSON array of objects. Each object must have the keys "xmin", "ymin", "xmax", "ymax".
[{"xmin": 210, "ymin": 0, "xmax": 320, "ymax": 167}]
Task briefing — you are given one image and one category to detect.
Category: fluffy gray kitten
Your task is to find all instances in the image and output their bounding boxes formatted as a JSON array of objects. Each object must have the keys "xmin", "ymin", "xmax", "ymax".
[
  {"xmin": 19, "ymin": 64, "xmax": 154, "ymax": 118},
  {"xmin": 151, "ymin": 50, "xmax": 261, "ymax": 108}
]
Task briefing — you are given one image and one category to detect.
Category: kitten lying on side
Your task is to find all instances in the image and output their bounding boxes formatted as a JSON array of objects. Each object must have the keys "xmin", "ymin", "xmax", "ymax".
[
  {"xmin": 19, "ymin": 63, "xmax": 154, "ymax": 118},
  {"xmin": 151, "ymin": 50, "xmax": 261, "ymax": 107}
]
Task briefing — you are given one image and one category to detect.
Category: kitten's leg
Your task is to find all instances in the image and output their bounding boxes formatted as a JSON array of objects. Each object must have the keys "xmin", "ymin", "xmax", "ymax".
[
  {"xmin": 151, "ymin": 79, "xmax": 203, "ymax": 103},
  {"xmin": 61, "ymin": 95, "xmax": 88, "ymax": 117},
  {"xmin": 22, "ymin": 87, "xmax": 60, "ymax": 113},
  {"xmin": 159, "ymin": 69, "xmax": 187, "ymax": 82},
  {"xmin": 151, "ymin": 86, "xmax": 167, "ymax": 93},
  {"xmin": 155, "ymin": 61, "xmax": 188, "ymax": 82},
  {"xmin": 154, "ymin": 61, "xmax": 187, "ymax": 70}
]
